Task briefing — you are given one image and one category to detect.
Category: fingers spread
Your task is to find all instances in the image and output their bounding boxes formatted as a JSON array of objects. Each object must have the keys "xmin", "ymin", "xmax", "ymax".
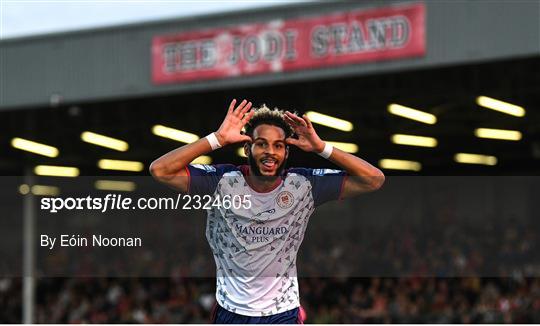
[
  {"xmin": 241, "ymin": 109, "xmax": 255, "ymax": 124},
  {"xmin": 285, "ymin": 116, "xmax": 306, "ymax": 129},
  {"xmin": 228, "ymin": 99, "xmax": 236, "ymax": 115},
  {"xmin": 303, "ymin": 114, "xmax": 313, "ymax": 129},
  {"xmin": 284, "ymin": 114, "xmax": 298, "ymax": 127},
  {"xmin": 234, "ymin": 99, "xmax": 248, "ymax": 116},
  {"xmin": 285, "ymin": 111, "xmax": 307, "ymax": 126},
  {"xmin": 239, "ymin": 101, "xmax": 252, "ymax": 116}
]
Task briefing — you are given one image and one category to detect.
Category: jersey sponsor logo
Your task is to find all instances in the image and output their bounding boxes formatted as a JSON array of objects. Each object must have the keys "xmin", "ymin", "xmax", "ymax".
[
  {"xmin": 191, "ymin": 164, "xmax": 216, "ymax": 172},
  {"xmin": 276, "ymin": 191, "xmax": 294, "ymax": 209},
  {"xmin": 234, "ymin": 223, "xmax": 288, "ymax": 243},
  {"xmin": 313, "ymin": 168, "xmax": 341, "ymax": 176},
  {"xmin": 235, "ymin": 224, "xmax": 288, "ymax": 236}
]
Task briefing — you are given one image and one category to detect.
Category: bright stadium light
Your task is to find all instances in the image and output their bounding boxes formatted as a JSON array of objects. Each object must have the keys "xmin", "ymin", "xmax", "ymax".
[
  {"xmin": 391, "ymin": 134, "xmax": 438, "ymax": 147},
  {"xmin": 152, "ymin": 125, "xmax": 200, "ymax": 143},
  {"xmin": 305, "ymin": 111, "xmax": 354, "ymax": 132},
  {"xmin": 31, "ymin": 185, "xmax": 60, "ymax": 196},
  {"xmin": 326, "ymin": 141, "xmax": 358, "ymax": 153},
  {"xmin": 192, "ymin": 156, "xmax": 213, "ymax": 164},
  {"xmin": 11, "ymin": 137, "xmax": 59, "ymax": 157},
  {"xmin": 379, "ymin": 159, "xmax": 422, "ymax": 171},
  {"xmin": 476, "ymin": 96, "xmax": 525, "ymax": 117},
  {"xmin": 95, "ymin": 180, "xmax": 136, "ymax": 192},
  {"xmin": 34, "ymin": 165, "xmax": 80, "ymax": 177},
  {"xmin": 387, "ymin": 104, "xmax": 437, "ymax": 124},
  {"xmin": 237, "ymin": 148, "xmax": 247, "ymax": 158},
  {"xmin": 454, "ymin": 153, "xmax": 497, "ymax": 166},
  {"xmin": 474, "ymin": 128, "xmax": 522, "ymax": 141},
  {"xmin": 19, "ymin": 184, "xmax": 30, "ymax": 195},
  {"xmin": 81, "ymin": 131, "xmax": 129, "ymax": 151},
  {"xmin": 98, "ymin": 159, "xmax": 144, "ymax": 172}
]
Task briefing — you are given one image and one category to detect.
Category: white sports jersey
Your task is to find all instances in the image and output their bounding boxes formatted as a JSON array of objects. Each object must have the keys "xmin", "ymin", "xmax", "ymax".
[{"xmin": 187, "ymin": 164, "xmax": 346, "ymax": 317}]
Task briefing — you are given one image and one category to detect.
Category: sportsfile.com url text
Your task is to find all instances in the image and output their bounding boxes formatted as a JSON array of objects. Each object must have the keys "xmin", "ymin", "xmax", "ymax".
[{"xmin": 40, "ymin": 194, "xmax": 252, "ymax": 213}]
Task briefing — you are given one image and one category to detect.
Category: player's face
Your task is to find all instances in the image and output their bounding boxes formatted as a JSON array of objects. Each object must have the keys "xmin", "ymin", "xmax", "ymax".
[{"xmin": 246, "ymin": 124, "xmax": 288, "ymax": 177}]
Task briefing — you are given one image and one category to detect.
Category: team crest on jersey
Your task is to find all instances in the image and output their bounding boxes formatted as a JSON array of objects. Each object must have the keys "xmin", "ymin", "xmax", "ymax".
[{"xmin": 276, "ymin": 191, "xmax": 294, "ymax": 209}]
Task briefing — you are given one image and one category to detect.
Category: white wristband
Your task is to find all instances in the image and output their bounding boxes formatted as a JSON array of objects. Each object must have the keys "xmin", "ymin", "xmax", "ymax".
[
  {"xmin": 206, "ymin": 133, "xmax": 222, "ymax": 150},
  {"xmin": 318, "ymin": 142, "xmax": 333, "ymax": 159}
]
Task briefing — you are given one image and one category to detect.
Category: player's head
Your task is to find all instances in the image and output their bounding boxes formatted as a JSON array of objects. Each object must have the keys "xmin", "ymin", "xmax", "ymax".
[{"xmin": 244, "ymin": 105, "xmax": 294, "ymax": 177}]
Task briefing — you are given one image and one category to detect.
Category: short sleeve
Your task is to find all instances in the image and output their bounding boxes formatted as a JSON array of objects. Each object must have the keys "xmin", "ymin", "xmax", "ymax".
[
  {"xmin": 288, "ymin": 168, "xmax": 347, "ymax": 206},
  {"xmin": 186, "ymin": 164, "xmax": 238, "ymax": 195}
]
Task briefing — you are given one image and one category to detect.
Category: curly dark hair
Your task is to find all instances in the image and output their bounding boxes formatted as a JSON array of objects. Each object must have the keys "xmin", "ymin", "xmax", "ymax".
[{"xmin": 244, "ymin": 104, "xmax": 294, "ymax": 139}]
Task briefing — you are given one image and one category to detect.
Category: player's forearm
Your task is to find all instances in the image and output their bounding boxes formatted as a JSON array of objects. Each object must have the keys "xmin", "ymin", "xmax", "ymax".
[
  {"xmin": 327, "ymin": 147, "xmax": 385, "ymax": 190},
  {"xmin": 149, "ymin": 137, "xmax": 213, "ymax": 178}
]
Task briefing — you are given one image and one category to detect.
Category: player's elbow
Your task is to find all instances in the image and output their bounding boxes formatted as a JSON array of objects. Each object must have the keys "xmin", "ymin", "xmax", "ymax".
[
  {"xmin": 368, "ymin": 170, "xmax": 385, "ymax": 191},
  {"xmin": 374, "ymin": 172, "xmax": 385, "ymax": 190},
  {"xmin": 149, "ymin": 160, "xmax": 165, "ymax": 179}
]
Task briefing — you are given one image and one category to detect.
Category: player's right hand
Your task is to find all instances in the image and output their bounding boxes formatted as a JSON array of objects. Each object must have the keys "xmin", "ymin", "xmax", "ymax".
[{"xmin": 215, "ymin": 99, "xmax": 254, "ymax": 146}]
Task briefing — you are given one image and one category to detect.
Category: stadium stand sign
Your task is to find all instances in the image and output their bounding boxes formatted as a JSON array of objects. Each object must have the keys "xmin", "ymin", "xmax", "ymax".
[{"xmin": 152, "ymin": 2, "xmax": 425, "ymax": 84}]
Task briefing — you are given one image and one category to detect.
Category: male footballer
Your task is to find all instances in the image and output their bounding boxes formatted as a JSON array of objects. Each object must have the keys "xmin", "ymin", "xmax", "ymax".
[{"xmin": 150, "ymin": 99, "xmax": 385, "ymax": 323}]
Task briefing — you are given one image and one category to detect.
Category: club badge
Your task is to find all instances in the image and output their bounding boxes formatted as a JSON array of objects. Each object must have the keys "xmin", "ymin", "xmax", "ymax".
[{"xmin": 276, "ymin": 191, "xmax": 294, "ymax": 209}]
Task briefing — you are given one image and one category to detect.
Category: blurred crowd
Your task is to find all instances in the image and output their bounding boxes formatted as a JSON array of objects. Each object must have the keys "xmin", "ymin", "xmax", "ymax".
[
  {"xmin": 1, "ymin": 206, "xmax": 538, "ymax": 323},
  {"xmin": 1, "ymin": 276, "xmax": 539, "ymax": 323},
  {"xmin": 0, "ymin": 278, "xmax": 21, "ymax": 323},
  {"xmin": 300, "ymin": 277, "xmax": 540, "ymax": 323},
  {"xmin": 301, "ymin": 215, "xmax": 539, "ymax": 277}
]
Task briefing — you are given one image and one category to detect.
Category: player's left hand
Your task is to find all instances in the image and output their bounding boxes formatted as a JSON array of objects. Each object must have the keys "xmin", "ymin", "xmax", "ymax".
[{"xmin": 284, "ymin": 111, "xmax": 325, "ymax": 153}]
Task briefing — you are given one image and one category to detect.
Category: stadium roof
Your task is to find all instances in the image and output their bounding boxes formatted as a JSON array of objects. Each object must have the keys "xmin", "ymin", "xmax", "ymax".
[{"xmin": 1, "ymin": 0, "xmax": 539, "ymax": 176}]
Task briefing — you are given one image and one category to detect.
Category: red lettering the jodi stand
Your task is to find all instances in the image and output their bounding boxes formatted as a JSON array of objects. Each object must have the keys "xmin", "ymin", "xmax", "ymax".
[{"xmin": 151, "ymin": 3, "xmax": 425, "ymax": 84}]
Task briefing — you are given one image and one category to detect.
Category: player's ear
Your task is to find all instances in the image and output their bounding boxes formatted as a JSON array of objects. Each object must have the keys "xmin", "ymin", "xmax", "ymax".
[
  {"xmin": 285, "ymin": 145, "xmax": 289, "ymax": 160},
  {"xmin": 243, "ymin": 142, "xmax": 250, "ymax": 157}
]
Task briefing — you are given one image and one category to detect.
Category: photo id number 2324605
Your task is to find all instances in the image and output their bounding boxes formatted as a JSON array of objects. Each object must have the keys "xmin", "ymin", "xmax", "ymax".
[{"xmin": 181, "ymin": 194, "xmax": 252, "ymax": 210}]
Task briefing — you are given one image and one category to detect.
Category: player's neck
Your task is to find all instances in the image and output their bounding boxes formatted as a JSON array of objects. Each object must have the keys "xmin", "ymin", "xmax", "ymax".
[{"xmin": 246, "ymin": 168, "xmax": 281, "ymax": 193}]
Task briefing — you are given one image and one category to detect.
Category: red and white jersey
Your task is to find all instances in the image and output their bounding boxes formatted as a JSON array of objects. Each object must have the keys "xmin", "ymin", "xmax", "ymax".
[{"xmin": 187, "ymin": 164, "xmax": 346, "ymax": 316}]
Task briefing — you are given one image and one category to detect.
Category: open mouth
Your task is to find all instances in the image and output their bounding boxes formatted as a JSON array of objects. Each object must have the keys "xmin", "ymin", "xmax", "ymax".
[{"xmin": 260, "ymin": 158, "xmax": 278, "ymax": 170}]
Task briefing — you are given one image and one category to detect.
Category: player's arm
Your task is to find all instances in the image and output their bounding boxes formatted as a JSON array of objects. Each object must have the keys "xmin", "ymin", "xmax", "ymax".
[
  {"xmin": 149, "ymin": 99, "xmax": 254, "ymax": 192},
  {"xmin": 284, "ymin": 111, "xmax": 384, "ymax": 198}
]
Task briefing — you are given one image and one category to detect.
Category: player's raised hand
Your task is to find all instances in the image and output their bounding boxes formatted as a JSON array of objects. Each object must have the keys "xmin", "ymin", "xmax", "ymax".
[
  {"xmin": 284, "ymin": 111, "xmax": 325, "ymax": 153},
  {"xmin": 215, "ymin": 99, "xmax": 254, "ymax": 146}
]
